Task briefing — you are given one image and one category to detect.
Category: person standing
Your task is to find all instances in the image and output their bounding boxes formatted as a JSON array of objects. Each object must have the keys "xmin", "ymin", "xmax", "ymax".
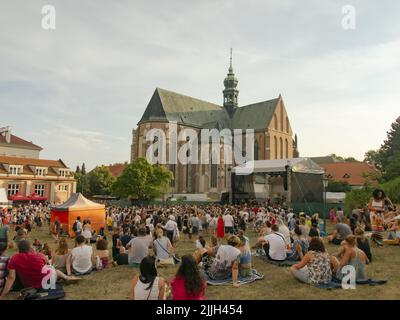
[
  {"xmin": 216, "ymin": 214, "xmax": 225, "ymax": 239},
  {"xmin": 368, "ymin": 189, "xmax": 387, "ymax": 246},
  {"xmin": 223, "ymin": 211, "xmax": 234, "ymax": 234}
]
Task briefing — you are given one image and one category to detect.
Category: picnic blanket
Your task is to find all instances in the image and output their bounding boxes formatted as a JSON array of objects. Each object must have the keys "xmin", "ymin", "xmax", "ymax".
[
  {"xmin": 316, "ymin": 278, "xmax": 388, "ymax": 290},
  {"xmin": 203, "ymin": 269, "xmax": 264, "ymax": 286},
  {"xmin": 252, "ymin": 251, "xmax": 298, "ymax": 267}
]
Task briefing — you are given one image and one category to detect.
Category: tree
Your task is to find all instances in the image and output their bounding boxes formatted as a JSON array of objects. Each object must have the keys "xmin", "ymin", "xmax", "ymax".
[
  {"xmin": 329, "ymin": 154, "xmax": 358, "ymax": 162},
  {"xmin": 112, "ymin": 157, "xmax": 172, "ymax": 201},
  {"xmin": 81, "ymin": 163, "xmax": 86, "ymax": 175},
  {"xmin": 364, "ymin": 150, "xmax": 381, "ymax": 168},
  {"xmin": 326, "ymin": 180, "xmax": 352, "ymax": 193},
  {"xmin": 378, "ymin": 116, "xmax": 400, "ymax": 180},
  {"xmin": 75, "ymin": 165, "xmax": 81, "ymax": 174},
  {"xmin": 86, "ymin": 166, "xmax": 115, "ymax": 196}
]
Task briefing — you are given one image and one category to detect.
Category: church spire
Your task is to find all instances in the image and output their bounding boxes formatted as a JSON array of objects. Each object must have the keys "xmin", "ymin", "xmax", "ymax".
[{"xmin": 223, "ymin": 48, "xmax": 239, "ymax": 116}]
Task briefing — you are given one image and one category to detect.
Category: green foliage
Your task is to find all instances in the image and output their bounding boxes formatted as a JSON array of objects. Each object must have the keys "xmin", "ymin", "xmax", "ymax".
[
  {"xmin": 378, "ymin": 117, "xmax": 400, "ymax": 181},
  {"xmin": 381, "ymin": 177, "xmax": 400, "ymax": 204},
  {"xmin": 86, "ymin": 166, "xmax": 115, "ymax": 196},
  {"xmin": 112, "ymin": 158, "xmax": 172, "ymax": 201},
  {"xmin": 74, "ymin": 171, "xmax": 89, "ymax": 195},
  {"xmin": 345, "ymin": 187, "xmax": 374, "ymax": 212},
  {"xmin": 364, "ymin": 150, "xmax": 381, "ymax": 169},
  {"xmin": 329, "ymin": 154, "xmax": 358, "ymax": 162},
  {"xmin": 326, "ymin": 180, "xmax": 352, "ymax": 192}
]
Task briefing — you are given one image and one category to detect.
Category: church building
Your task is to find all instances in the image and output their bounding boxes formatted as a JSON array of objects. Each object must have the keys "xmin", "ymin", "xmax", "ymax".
[{"xmin": 131, "ymin": 52, "xmax": 299, "ymax": 199}]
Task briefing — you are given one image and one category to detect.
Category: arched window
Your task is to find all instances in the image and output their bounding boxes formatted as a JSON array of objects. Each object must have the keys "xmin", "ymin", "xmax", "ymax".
[
  {"xmin": 273, "ymin": 114, "xmax": 278, "ymax": 130},
  {"xmin": 169, "ymin": 164, "xmax": 176, "ymax": 187},
  {"xmin": 254, "ymin": 140, "xmax": 259, "ymax": 160},
  {"xmin": 285, "ymin": 139, "xmax": 289, "ymax": 158},
  {"xmin": 211, "ymin": 163, "xmax": 217, "ymax": 188},
  {"xmin": 280, "ymin": 137, "xmax": 283, "ymax": 159},
  {"xmin": 274, "ymin": 136, "xmax": 278, "ymax": 159},
  {"xmin": 280, "ymin": 106, "xmax": 284, "ymax": 131}
]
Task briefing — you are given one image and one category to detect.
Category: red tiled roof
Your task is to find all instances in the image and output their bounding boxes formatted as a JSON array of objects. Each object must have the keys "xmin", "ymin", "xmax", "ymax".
[
  {"xmin": 320, "ymin": 162, "xmax": 380, "ymax": 186},
  {"xmin": 0, "ymin": 156, "xmax": 67, "ymax": 168},
  {"xmin": 0, "ymin": 134, "xmax": 42, "ymax": 150},
  {"xmin": 105, "ymin": 163, "xmax": 127, "ymax": 178}
]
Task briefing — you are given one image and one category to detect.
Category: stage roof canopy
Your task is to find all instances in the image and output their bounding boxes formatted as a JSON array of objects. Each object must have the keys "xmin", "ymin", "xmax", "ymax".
[
  {"xmin": 52, "ymin": 193, "xmax": 105, "ymax": 211},
  {"xmin": 232, "ymin": 158, "xmax": 325, "ymax": 175}
]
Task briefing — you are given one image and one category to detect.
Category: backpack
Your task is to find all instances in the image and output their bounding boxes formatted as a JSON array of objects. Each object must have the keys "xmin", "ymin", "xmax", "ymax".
[{"xmin": 72, "ymin": 221, "xmax": 78, "ymax": 232}]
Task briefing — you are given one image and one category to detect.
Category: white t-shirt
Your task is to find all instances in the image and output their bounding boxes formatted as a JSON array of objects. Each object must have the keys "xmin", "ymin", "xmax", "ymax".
[
  {"xmin": 278, "ymin": 224, "xmax": 291, "ymax": 245},
  {"xmin": 264, "ymin": 233, "xmax": 287, "ymax": 261},
  {"xmin": 71, "ymin": 245, "xmax": 93, "ymax": 274},
  {"xmin": 223, "ymin": 214, "xmax": 234, "ymax": 227}
]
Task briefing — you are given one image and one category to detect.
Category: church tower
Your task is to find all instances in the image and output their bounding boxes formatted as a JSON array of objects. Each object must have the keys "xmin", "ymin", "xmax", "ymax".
[{"xmin": 223, "ymin": 48, "xmax": 239, "ymax": 117}]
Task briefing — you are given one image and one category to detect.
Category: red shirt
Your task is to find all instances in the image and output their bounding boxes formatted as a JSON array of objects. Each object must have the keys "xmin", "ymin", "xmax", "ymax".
[
  {"xmin": 171, "ymin": 276, "xmax": 206, "ymax": 300},
  {"xmin": 8, "ymin": 252, "xmax": 48, "ymax": 289}
]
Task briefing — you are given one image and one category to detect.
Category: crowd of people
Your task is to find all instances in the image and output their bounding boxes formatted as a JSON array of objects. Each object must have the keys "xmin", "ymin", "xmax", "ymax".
[{"xmin": 0, "ymin": 188, "xmax": 398, "ymax": 299}]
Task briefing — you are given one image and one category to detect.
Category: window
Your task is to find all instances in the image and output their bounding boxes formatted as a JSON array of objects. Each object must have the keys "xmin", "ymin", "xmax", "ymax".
[
  {"xmin": 254, "ymin": 140, "xmax": 259, "ymax": 160},
  {"xmin": 59, "ymin": 169, "xmax": 69, "ymax": 177},
  {"xmin": 7, "ymin": 184, "xmax": 19, "ymax": 196},
  {"xmin": 280, "ymin": 138, "xmax": 283, "ymax": 159},
  {"xmin": 274, "ymin": 136, "xmax": 278, "ymax": 159},
  {"xmin": 285, "ymin": 139, "xmax": 289, "ymax": 158},
  {"xmin": 9, "ymin": 166, "xmax": 22, "ymax": 175},
  {"xmin": 34, "ymin": 184, "xmax": 45, "ymax": 196},
  {"xmin": 35, "ymin": 168, "xmax": 47, "ymax": 176},
  {"xmin": 280, "ymin": 106, "xmax": 284, "ymax": 131},
  {"xmin": 210, "ymin": 163, "xmax": 217, "ymax": 188},
  {"xmin": 58, "ymin": 185, "xmax": 68, "ymax": 191},
  {"xmin": 169, "ymin": 164, "xmax": 176, "ymax": 187},
  {"xmin": 273, "ymin": 114, "xmax": 278, "ymax": 130}
]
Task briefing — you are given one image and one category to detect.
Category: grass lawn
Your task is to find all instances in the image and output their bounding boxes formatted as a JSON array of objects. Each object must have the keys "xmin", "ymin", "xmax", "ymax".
[{"xmin": 3, "ymin": 224, "xmax": 400, "ymax": 300}]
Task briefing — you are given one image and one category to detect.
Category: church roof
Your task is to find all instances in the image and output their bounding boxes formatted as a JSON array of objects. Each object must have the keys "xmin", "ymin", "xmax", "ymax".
[
  {"xmin": 139, "ymin": 87, "xmax": 280, "ymax": 131},
  {"xmin": 232, "ymin": 98, "xmax": 280, "ymax": 130}
]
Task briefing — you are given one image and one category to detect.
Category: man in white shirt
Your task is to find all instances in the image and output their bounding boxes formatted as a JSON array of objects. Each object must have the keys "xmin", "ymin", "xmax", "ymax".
[
  {"xmin": 164, "ymin": 215, "xmax": 178, "ymax": 245},
  {"xmin": 258, "ymin": 224, "xmax": 287, "ymax": 261},
  {"xmin": 67, "ymin": 235, "xmax": 93, "ymax": 275},
  {"xmin": 223, "ymin": 212, "xmax": 235, "ymax": 234}
]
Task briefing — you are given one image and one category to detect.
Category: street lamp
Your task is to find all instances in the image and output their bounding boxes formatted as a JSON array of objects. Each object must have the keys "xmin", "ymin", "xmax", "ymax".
[{"xmin": 322, "ymin": 176, "xmax": 329, "ymax": 232}]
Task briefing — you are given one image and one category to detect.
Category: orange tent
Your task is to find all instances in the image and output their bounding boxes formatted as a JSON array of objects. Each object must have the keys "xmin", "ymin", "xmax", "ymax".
[{"xmin": 50, "ymin": 193, "xmax": 106, "ymax": 237}]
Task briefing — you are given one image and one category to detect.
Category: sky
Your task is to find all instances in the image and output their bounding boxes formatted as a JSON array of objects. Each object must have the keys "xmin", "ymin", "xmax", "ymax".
[{"xmin": 1, "ymin": 0, "xmax": 399, "ymax": 170}]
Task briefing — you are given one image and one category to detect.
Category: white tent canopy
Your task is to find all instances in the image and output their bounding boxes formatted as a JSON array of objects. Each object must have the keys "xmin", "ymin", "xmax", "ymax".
[{"xmin": 232, "ymin": 158, "xmax": 325, "ymax": 175}]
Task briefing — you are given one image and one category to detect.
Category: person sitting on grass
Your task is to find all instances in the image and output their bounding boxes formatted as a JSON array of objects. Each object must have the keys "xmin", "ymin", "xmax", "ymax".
[
  {"xmin": 287, "ymin": 226, "xmax": 308, "ymax": 261},
  {"xmin": 207, "ymin": 235, "xmax": 241, "ymax": 288},
  {"xmin": 238, "ymin": 235, "xmax": 252, "ymax": 277},
  {"xmin": 40, "ymin": 243, "xmax": 52, "ymax": 261},
  {"xmin": 171, "ymin": 255, "xmax": 206, "ymax": 300},
  {"xmin": 290, "ymin": 237, "xmax": 339, "ymax": 286},
  {"xmin": 94, "ymin": 239, "xmax": 109, "ymax": 270},
  {"xmin": 327, "ymin": 218, "xmax": 352, "ymax": 245},
  {"xmin": 354, "ymin": 227, "xmax": 372, "ymax": 262},
  {"xmin": 258, "ymin": 224, "xmax": 287, "ymax": 262},
  {"xmin": 52, "ymin": 237, "xmax": 70, "ymax": 274},
  {"xmin": 130, "ymin": 256, "xmax": 166, "ymax": 300},
  {"xmin": 333, "ymin": 235, "xmax": 368, "ymax": 282},
  {"xmin": 0, "ymin": 242, "xmax": 10, "ymax": 296},
  {"xmin": 153, "ymin": 228, "xmax": 174, "ymax": 265},
  {"xmin": 0, "ymin": 240, "xmax": 80, "ymax": 299},
  {"xmin": 66, "ymin": 235, "xmax": 94, "ymax": 276},
  {"xmin": 126, "ymin": 227, "xmax": 150, "ymax": 267},
  {"xmin": 207, "ymin": 235, "xmax": 220, "ymax": 257},
  {"xmin": 384, "ymin": 221, "xmax": 400, "ymax": 245},
  {"xmin": 193, "ymin": 236, "xmax": 212, "ymax": 270}
]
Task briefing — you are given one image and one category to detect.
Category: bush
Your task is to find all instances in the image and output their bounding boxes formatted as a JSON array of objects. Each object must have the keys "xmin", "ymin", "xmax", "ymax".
[
  {"xmin": 326, "ymin": 180, "xmax": 352, "ymax": 192},
  {"xmin": 345, "ymin": 187, "xmax": 373, "ymax": 212},
  {"xmin": 381, "ymin": 177, "xmax": 400, "ymax": 204}
]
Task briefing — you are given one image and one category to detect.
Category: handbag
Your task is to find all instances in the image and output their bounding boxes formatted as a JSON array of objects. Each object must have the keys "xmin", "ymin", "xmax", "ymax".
[{"xmin": 155, "ymin": 239, "xmax": 181, "ymax": 264}]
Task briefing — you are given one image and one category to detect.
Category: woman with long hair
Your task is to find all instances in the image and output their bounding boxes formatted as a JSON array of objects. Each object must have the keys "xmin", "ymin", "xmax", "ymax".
[
  {"xmin": 130, "ymin": 256, "xmax": 166, "ymax": 300},
  {"xmin": 51, "ymin": 237, "xmax": 70, "ymax": 274},
  {"xmin": 171, "ymin": 255, "xmax": 206, "ymax": 300},
  {"xmin": 368, "ymin": 189, "xmax": 386, "ymax": 246}
]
